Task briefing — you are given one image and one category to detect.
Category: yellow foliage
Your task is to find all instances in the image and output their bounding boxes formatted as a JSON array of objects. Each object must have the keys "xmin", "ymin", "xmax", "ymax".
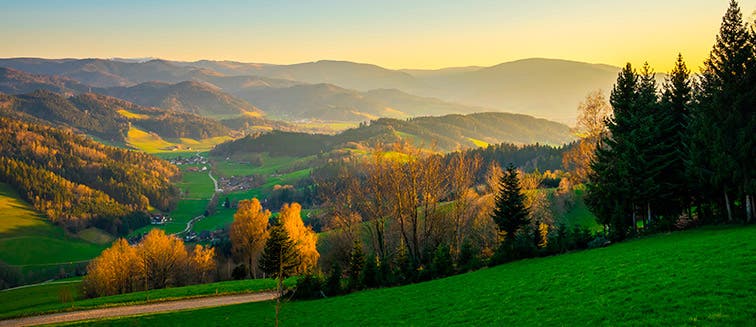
[
  {"xmin": 279, "ymin": 202, "xmax": 319, "ymax": 273},
  {"xmin": 538, "ymin": 223, "xmax": 549, "ymax": 249},
  {"xmin": 230, "ymin": 198, "xmax": 270, "ymax": 278},
  {"xmin": 138, "ymin": 229, "xmax": 189, "ymax": 289},
  {"xmin": 83, "ymin": 238, "xmax": 142, "ymax": 297},
  {"xmin": 192, "ymin": 244, "xmax": 216, "ymax": 283}
]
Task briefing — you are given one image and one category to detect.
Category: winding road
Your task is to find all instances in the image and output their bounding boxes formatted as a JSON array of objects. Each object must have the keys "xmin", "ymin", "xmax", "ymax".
[
  {"xmin": 0, "ymin": 291, "xmax": 278, "ymax": 327},
  {"xmin": 173, "ymin": 170, "xmax": 222, "ymax": 236}
]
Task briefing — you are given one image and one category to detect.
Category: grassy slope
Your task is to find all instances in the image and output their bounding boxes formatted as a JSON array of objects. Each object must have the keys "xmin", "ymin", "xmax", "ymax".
[
  {"xmin": 83, "ymin": 226, "xmax": 755, "ymax": 326},
  {"xmin": 125, "ymin": 127, "xmax": 231, "ymax": 154},
  {"xmin": 0, "ymin": 183, "xmax": 105, "ymax": 267},
  {"xmin": 0, "ymin": 278, "xmax": 294, "ymax": 320}
]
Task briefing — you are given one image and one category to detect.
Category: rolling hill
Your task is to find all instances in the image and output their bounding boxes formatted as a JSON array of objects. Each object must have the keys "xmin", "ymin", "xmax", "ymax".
[
  {"xmin": 212, "ymin": 112, "xmax": 573, "ymax": 157},
  {"xmin": 0, "ymin": 90, "xmax": 230, "ymax": 143},
  {"xmin": 231, "ymin": 83, "xmax": 483, "ymax": 121},
  {"xmin": 100, "ymin": 80, "xmax": 263, "ymax": 118}
]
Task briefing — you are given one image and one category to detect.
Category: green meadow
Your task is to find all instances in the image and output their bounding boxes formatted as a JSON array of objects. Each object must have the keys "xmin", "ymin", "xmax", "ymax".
[{"xmin": 78, "ymin": 225, "xmax": 755, "ymax": 326}]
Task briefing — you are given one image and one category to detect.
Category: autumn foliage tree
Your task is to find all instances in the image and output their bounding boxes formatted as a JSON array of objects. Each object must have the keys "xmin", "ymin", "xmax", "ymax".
[
  {"xmin": 562, "ymin": 90, "xmax": 611, "ymax": 184},
  {"xmin": 278, "ymin": 202, "xmax": 319, "ymax": 273},
  {"xmin": 230, "ymin": 198, "xmax": 270, "ymax": 278},
  {"xmin": 82, "ymin": 229, "xmax": 215, "ymax": 298}
]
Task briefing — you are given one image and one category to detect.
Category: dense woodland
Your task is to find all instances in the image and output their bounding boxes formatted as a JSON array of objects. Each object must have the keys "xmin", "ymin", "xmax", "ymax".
[
  {"xmin": 587, "ymin": 1, "xmax": 755, "ymax": 240},
  {"xmin": 0, "ymin": 117, "xmax": 179, "ymax": 233}
]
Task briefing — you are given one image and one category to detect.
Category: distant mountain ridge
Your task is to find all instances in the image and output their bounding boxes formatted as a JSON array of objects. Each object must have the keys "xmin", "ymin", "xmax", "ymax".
[{"xmin": 0, "ymin": 57, "xmax": 636, "ymax": 123}]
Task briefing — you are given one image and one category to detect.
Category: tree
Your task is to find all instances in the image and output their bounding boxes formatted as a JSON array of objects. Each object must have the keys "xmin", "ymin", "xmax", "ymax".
[
  {"xmin": 347, "ymin": 240, "xmax": 366, "ymax": 291},
  {"xmin": 691, "ymin": 0, "xmax": 755, "ymax": 222},
  {"xmin": 661, "ymin": 54, "xmax": 694, "ymax": 223},
  {"xmin": 82, "ymin": 238, "xmax": 142, "ymax": 297},
  {"xmin": 278, "ymin": 202, "xmax": 319, "ymax": 273},
  {"xmin": 138, "ymin": 229, "xmax": 189, "ymax": 290},
  {"xmin": 259, "ymin": 221, "xmax": 300, "ymax": 327},
  {"xmin": 191, "ymin": 244, "xmax": 216, "ymax": 283},
  {"xmin": 230, "ymin": 198, "xmax": 270, "ymax": 278},
  {"xmin": 587, "ymin": 63, "xmax": 638, "ymax": 241},
  {"xmin": 563, "ymin": 90, "xmax": 611, "ymax": 183},
  {"xmin": 491, "ymin": 164, "xmax": 529, "ymax": 248}
]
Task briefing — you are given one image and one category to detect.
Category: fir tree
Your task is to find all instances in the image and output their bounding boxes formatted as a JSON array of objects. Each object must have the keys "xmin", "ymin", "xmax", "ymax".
[
  {"xmin": 692, "ymin": 0, "xmax": 754, "ymax": 222},
  {"xmin": 259, "ymin": 222, "xmax": 299, "ymax": 327},
  {"xmin": 347, "ymin": 240, "xmax": 365, "ymax": 291},
  {"xmin": 661, "ymin": 54, "xmax": 694, "ymax": 223},
  {"xmin": 491, "ymin": 164, "xmax": 529, "ymax": 249}
]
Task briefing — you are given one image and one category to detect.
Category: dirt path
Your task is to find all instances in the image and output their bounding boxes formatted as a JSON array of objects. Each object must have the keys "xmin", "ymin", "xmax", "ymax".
[{"xmin": 0, "ymin": 291, "xmax": 277, "ymax": 326}]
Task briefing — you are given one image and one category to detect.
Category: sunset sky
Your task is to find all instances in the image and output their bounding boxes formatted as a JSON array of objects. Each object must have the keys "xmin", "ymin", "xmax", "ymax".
[{"xmin": 2, "ymin": 0, "xmax": 755, "ymax": 72}]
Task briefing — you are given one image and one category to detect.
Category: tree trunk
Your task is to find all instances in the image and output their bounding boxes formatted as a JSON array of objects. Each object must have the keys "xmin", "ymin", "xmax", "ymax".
[
  {"xmin": 646, "ymin": 202, "xmax": 652, "ymax": 227},
  {"xmin": 746, "ymin": 194, "xmax": 753, "ymax": 223},
  {"xmin": 632, "ymin": 204, "xmax": 638, "ymax": 236},
  {"xmin": 724, "ymin": 190, "xmax": 733, "ymax": 222}
]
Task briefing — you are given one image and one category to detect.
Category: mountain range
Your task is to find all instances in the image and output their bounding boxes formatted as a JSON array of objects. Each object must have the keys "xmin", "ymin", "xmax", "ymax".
[{"xmin": 0, "ymin": 57, "xmax": 633, "ymax": 124}]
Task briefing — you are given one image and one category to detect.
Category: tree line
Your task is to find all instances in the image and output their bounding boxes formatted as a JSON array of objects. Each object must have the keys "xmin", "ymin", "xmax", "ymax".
[{"xmin": 587, "ymin": 0, "xmax": 755, "ymax": 241}]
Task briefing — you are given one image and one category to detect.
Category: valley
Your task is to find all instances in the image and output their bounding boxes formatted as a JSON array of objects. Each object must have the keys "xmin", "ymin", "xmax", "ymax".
[{"xmin": 0, "ymin": 1, "xmax": 754, "ymax": 325}]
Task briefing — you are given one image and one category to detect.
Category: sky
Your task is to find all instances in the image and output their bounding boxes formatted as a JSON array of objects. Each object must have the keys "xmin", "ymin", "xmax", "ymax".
[{"xmin": 1, "ymin": 0, "xmax": 755, "ymax": 72}]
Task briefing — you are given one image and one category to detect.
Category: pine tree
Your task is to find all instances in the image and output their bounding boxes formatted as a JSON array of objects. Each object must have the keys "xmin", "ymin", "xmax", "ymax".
[
  {"xmin": 347, "ymin": 240, "xmax": 365, "ymax": 291},
  {"xmin": 491, "ymin": 164, "xmax": 529, "ymax": 249},
  {"xmin": 661, "ymin": 54, "xmax": 694, "ymax": 223},
  {"xmin": 691, "ymin": 0, "xmax": 754, "ymax": 222},
  {"xmin": 259, "ymin": 222, "xmax": 299, "ymax": 327},
  {"xmin": 587, "ymin": 63, "xmax": 638, "ymax": 241}
]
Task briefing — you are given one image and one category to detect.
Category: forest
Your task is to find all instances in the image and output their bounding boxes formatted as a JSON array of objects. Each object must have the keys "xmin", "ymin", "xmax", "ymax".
[{"xmin": 0, "ymin": 117, "xmax": 180, "ymax": 234}]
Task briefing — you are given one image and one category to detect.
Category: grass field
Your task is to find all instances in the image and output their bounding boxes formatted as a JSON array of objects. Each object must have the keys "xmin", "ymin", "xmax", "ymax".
[
  {"xmin": 212, "ymin": 155, "xmax": 315, "ymax": 178},
  {"xmin": 559, "ymin": 189, "xmax": 601, "ymax": 232},
  {"xmin": 79, "ymin": 225, "xmax": 756, "ymax": 326},
  {"xmin": 0, "ymin": 278, "xmax": 294, "ymax": 320},
  {"xmin": 0, "ymin": 183, "xmax": 105, "ymax": 268},
  {"xmin": 125, "ymin": 127, "xmax": 232, "ymax": 154}
]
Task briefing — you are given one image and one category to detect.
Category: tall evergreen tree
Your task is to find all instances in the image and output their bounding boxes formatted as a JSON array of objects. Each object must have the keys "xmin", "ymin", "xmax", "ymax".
[
  {"xmin": 347, "ymin": 240, "xmax": 365, "ymax": 291},
  {"xmin": 587, "ymin": 63, "xmax": 639, "ymax": 240},
  {"xmin": 691, "ymin": 0, "xmax": 754, "ymax": 222},
  {"xmin": 661, "ymin": 54, "xmax": 694, "ymax": 222},
  {"xmin": 491, "ymin": 164, "xmax": 529, "ymax": 244}
]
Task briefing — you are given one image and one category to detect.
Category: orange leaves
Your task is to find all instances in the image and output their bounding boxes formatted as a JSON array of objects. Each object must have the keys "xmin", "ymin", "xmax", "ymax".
[
  {"xmin": 279, "ymin": 202, "xmax": 319, "ymax": 273},
  {"xmin": 83, "ymin": 229, "xmax": 216, "ymax": 298},
  {"xmin": 230, "ymin": 198, "xmax": 270, "ymax": 278}
]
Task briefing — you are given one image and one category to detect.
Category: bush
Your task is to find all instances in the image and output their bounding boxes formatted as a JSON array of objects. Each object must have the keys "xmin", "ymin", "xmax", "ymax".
[
  {"xmin": 293, "ymin": 271, "xmax": 325, "ymax": 300},
  {"xmin": 325, "ymin": 264, "xmax": 344, "ymax": 296},
  {"xmin": 231, "ymin": 264, "xmax": 248, "ymax": 280}
]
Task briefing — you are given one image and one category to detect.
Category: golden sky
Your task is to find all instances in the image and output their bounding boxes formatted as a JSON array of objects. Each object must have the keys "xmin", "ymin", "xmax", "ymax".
[{"xmin": 1, "ymin": 1, "xmax": 754, "ymax": 72}]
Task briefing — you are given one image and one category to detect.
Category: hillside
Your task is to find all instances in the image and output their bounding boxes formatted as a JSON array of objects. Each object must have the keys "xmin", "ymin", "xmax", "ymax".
[
  {"xmin": 232, "ymin": 83, "xmax": 484, "ymax": 121},
  {"xmin": 0, "ymin": 117, "xmax": 180, "ymax": 234},
  {"xmin": 101, "ymin": 80, "xmax": 263, "ymax": 118},
  {"xmin": 0, "ymin": 67, "xmax": 90, "ymax": 95},
  {"xmin": 212, "ymin": 112, "xmax": 573, "ymax": 157},
  {"xmin": 76, "ymin": 226, "xmax": 756, "ymax": 326},
  {"xmin": 0, "ymin": 183, "xmax": 106, "ymax": 286},
  {"xmin": 0, "ymin": 90, "xmax": 230, "ymax": 143}
]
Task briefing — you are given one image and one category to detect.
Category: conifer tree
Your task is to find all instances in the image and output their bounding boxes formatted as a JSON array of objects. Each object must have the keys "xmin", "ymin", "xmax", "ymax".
[
  {"xmin": 347, "ymin": 240, "xmax": 365, "ymax": 291},
  {"xmin": 259, "ymin": 222, "xmax": 299, "ymax": 327},
  {"xmin": 661, "ymin": 54, "xmax": 694, "ymax": 222},
  {"xmin": 691, "ymin": 0, "xmax": 754, "ymax": 222},
  {"xmin": 491, "ymin": 164, "xmax": 529, "ymax": 246}
]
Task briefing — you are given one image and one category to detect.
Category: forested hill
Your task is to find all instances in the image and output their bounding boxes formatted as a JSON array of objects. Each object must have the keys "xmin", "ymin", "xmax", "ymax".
[
  {"xmin": 0, "ymin": 117, "xmax": 180, "ymax": 235},
  {"xmin": 212, "ymin": 112, "xmax": 573, "ymax": 157},
  {"xmin": 0, "ymin": 90, "xmax": 230, "ymax": 142}
]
